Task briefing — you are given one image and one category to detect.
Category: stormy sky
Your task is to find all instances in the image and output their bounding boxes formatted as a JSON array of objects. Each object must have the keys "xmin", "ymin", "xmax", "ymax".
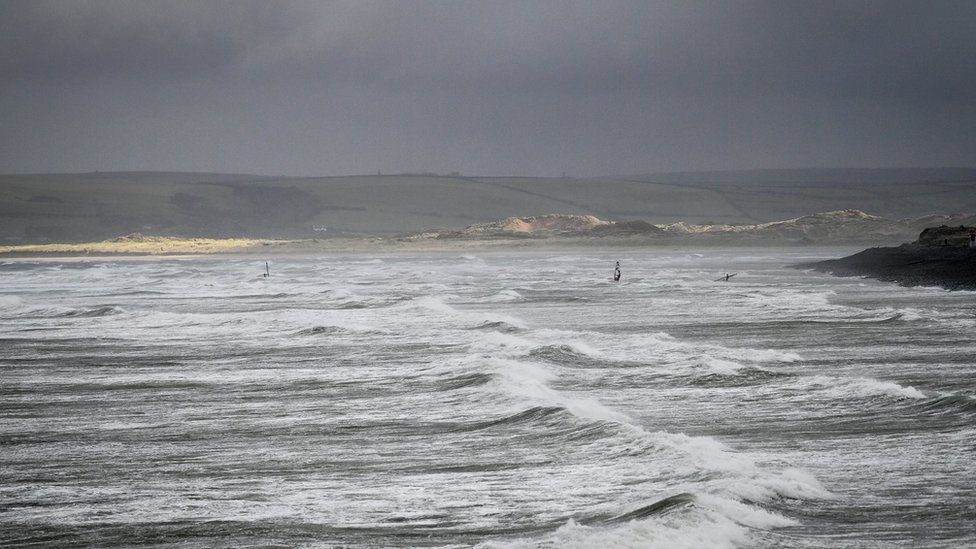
[{"xmin": 1, "ymin": 0, "xmax": 974, "ymax": 177}]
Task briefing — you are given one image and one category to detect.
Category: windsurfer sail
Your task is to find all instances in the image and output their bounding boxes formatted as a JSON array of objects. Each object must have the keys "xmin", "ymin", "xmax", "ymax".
[
  {"xmin": 613, "ymin": 261, "xmax": 621, "ymax": 282},
  {"xmin": 716, "ymin": 272, "xmax": 736, "ymax": 282}
]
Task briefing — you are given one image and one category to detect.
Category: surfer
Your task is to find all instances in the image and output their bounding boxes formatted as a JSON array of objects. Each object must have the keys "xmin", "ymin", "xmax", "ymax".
[
  {"xmin": 613, "ymin": 261, "xmax": 621, "ymax": 282},
  {"xmin": 263, "ymin": 261, "xmax": 270, "ymax": 278}
]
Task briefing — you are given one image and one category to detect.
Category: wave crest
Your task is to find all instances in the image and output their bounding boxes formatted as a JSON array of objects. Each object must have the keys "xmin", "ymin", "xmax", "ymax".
[{"xmin": 59, "ymin": 305, "xmax": 125, "ymax": 317}]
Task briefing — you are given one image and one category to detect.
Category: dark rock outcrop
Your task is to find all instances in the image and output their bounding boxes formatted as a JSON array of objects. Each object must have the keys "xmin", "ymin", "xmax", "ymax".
[
  {"xmin": 916, "ymin": 225, "xmax": 976, "ymax": 248},
  {"xmin": 795, "ymin": 227, "xmax": 976, "ymax": 290}
]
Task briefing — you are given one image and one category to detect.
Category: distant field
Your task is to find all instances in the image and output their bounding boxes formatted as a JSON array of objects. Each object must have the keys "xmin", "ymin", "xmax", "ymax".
[{"xmin": 1, "ymin": 169, "xmax": 974, "ymax": 244}]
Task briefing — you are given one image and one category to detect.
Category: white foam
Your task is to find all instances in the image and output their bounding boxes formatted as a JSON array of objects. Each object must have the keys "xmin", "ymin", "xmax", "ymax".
[
  {"xmin": 324, "ymin": 288, "xmax": 356, "ymax": 299},
  {"xmin": 97, "ymin": 421, "xmax": 155, "ymax": 431},
  {"xmin": 699, "ymin": 357, "xmax": 750, "ymax": 374},
  {"xmin": 487, "ymin": 357, "xmax": 633, "ymax": 424},
  {"xmin": 714, "ymin": 468, "xmax": 834, "ymax": 504},
  {"xmin": 486, "ymin": 289, "xmax": 524, "ymax": 302},
  {"xmin": 469, "ymin": 331, "xmax": 534, "ymax": 355},
  {"xmin": 807, "ymin": 375, "xmax": 927, "ymax": 400},
  {"xmin": 482, "ymin": 312, "xmax": 531, "ymax": 330},
  {"xmin": 896, "ymin": 308, "xmax": 924, "ymax": 321},
  {"xmin": 722, "ymin": 347, "xmax": 801, "ymax": 363},
  {"xmin": 611, "ymin": 428, "xmax": 835, "ymax": 509},
  {"xmin": 653, "ymin": 430, "xmax": 753, "ymax": 474},
  {"xmin": 405, "ymin": 295, "xmax": 527, "ymax": 331},
  {"xmin": 488, "ymin": 357, "xmax": 555, "ymax": 384},
  {"xmin": 0, "ymin": 294, "xmax": 24, "ymax": 308},
  {"xmin": 746, "ymin": 288, "xmax": 836, "ymax": 313},
  {"xmin": 851, "ymin": 378, "xmax": 926, "ymax": 399},
  {"xmin": 464, "ymin": 322, "xmax": 832, "ymax": 516},
  {"xmin": 406, "ymin": 295, "xmax": 457, "ymax": 312},
  {"xmin": 696, "ymin": 493, "xmax": 798, "ymax": 528},
  {"xmin": 599, "ymin": 331, "xmax": 800, "ymax": 372},
  {"xmin": 481, "ymin": 512, "xmax": 752, "ymax": 549},
  {"xmin": 9, "ymin": 252, "xmax": 875, "ymax": 545},
  {"xmin": 532, "ymin": 329, "xmax": 604, "ymax": 357}
]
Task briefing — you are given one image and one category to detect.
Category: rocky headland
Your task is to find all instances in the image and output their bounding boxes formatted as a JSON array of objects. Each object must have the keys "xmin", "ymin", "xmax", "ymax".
[{"xmin": 795, "ymin": 225, "xmax": 976, "ymax": 291}]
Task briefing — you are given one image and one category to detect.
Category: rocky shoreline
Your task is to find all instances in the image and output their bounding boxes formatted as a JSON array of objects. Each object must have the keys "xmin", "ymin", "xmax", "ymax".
[{"xmin": 796, "ymin": 245, "xmax": 976, "ymax": 291}]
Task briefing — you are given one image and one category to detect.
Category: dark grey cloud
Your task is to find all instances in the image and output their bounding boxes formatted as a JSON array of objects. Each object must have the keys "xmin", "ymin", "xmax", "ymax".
[{"xmin": 2, "ymin": 0, "xmax": 974, "ymax": 176}]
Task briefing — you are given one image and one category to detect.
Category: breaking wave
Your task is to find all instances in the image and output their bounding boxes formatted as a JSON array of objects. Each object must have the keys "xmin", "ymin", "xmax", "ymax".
[{"xmin": 58, "ymin": 305, "xmax": 125, "ymax": 317}]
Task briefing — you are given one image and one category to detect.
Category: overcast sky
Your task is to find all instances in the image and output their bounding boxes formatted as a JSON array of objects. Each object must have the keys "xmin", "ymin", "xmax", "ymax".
[{"xmin": 1, "ymin": 0, "xmax": 974, "ymax": 177}]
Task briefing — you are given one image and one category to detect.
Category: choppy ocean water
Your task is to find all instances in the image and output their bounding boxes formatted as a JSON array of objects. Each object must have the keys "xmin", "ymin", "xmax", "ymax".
[{"xmin": 1, "ymin": 249, "xmax": 974, "ymax": 548}]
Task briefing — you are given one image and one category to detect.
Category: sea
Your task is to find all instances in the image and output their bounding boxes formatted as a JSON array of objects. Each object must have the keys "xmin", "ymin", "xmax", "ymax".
[{"xmin": 1, "ymin": 248, "xmax": 974, "ymax": 548}]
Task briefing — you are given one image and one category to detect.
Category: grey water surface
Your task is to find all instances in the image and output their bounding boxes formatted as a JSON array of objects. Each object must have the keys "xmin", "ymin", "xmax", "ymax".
[{"xmin": 2, "ymin": 249, "xmax": 974, "ymax": 548}]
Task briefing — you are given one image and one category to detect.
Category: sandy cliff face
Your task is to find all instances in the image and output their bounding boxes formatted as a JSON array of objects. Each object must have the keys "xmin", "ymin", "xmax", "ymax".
[
  {"xmin": 417, "ymin": 210, "xmax": 932, "ymax": 245},
  {"xmin": 496, "ymin": 215, "xmax": 609, "ymax": 233}
]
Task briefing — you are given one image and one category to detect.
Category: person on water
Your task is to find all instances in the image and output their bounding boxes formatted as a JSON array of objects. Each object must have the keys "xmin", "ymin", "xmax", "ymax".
[{"xmin": 613, "ymin": 261, "xmax": 621, "ymax": 282}]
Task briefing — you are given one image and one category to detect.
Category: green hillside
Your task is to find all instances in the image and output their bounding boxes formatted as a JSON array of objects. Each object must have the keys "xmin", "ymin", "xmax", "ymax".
[{"xmin": 1, "ymin": 169, "xmax": 974, "ymax": 244}]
